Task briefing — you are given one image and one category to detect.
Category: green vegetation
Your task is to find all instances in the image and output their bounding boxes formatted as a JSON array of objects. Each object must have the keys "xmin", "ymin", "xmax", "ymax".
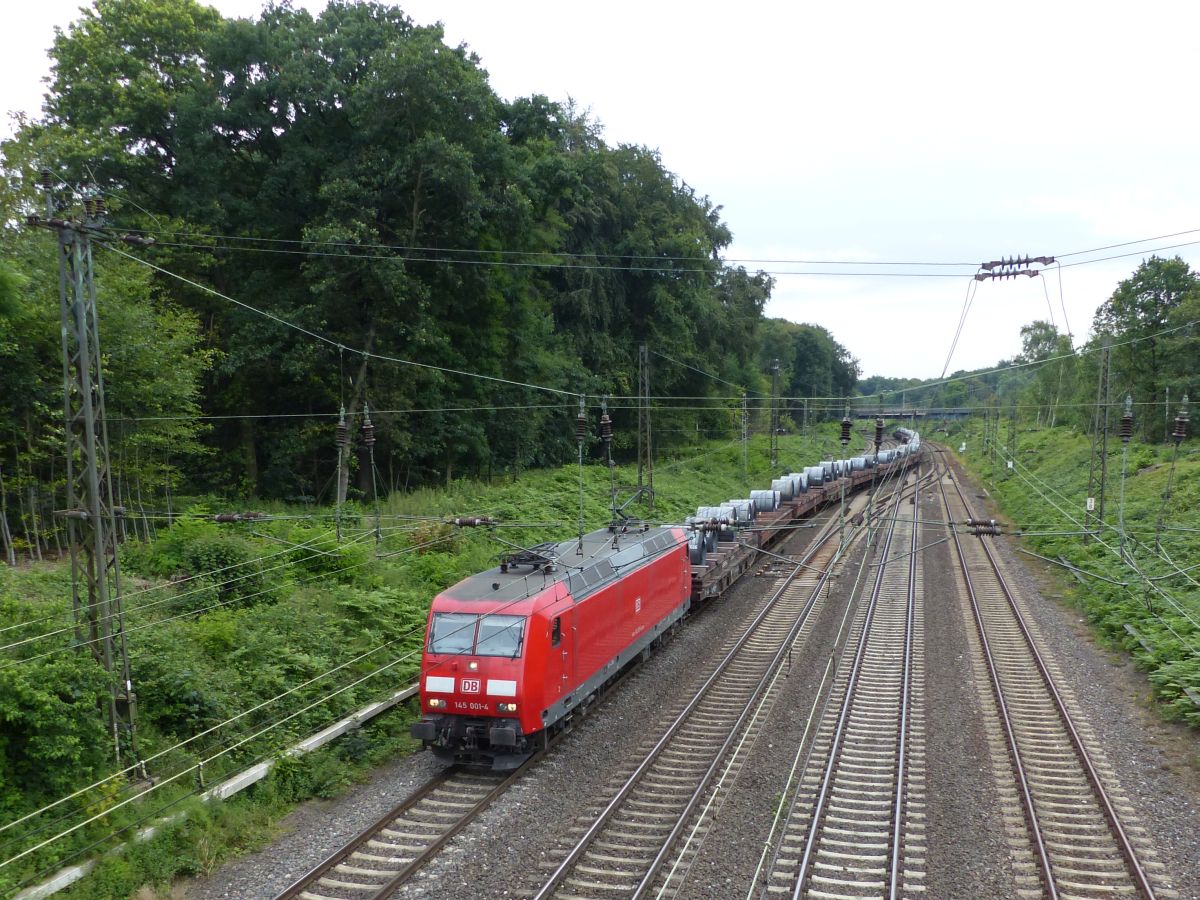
[
  {"xmin": 0, "ymin": 430, "xmax": 837, "ymax": 897},
  {"xmin": 951, "ymin": 421, "xmax": 1200, "ymax": 727}
]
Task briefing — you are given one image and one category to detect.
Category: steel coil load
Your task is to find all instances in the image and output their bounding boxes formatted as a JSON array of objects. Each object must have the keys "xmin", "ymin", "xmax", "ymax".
[
  {"xmin": 850, "ymin": 456, "xmax": 866, "ymax": 471},
  {"xmin": 686, "ymin": 514, "xmax": 718, "ymax": 551},
  {"xmin": 687, "ymin": 530, "xmax": 707, "ymax": 565},
  {"xmin": 717, "ymin": 505, "xmax": 741, "ymax": 540},
  {"xmin": 821, "ymin": 460, "xmax": 835, "ymax": 481},
  {"xmin": 726, "ymin": 499, "xmax": 755, "ymax": 523},
  {"xmin": 749, "ymin": 489, "xmax": 779, "ymax": 512},
  {"xmin": 788, "ymin": 471, "xmax": 809, "ymax": 493},
  {"xmin": 805, "ymin": 465, "xmax": 825, "ymax": 486},
  {"xmin": 771, "ymin": 477, "xmax": 794, "ymax": 500}
]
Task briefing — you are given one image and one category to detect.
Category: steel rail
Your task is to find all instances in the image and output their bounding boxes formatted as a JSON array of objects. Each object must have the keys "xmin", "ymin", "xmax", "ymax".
[
  {"xmin": 888, "ymin": 458, "xmax": 920, "ymax": 899},
  {"xmin": 790, "ymin": 462, "xmax": 928, "ymax": 899},
  {"xmin": 937, "ymin": 447, "xmax": 1155, "ymax": 899},
  {"xmin": 273, "ymin": 761, "xmax": 533, "ymax": 900},
  {"xmin": 627, "ymin": 485, "xmax": 904, "ymax": 900},
  {"xmin": 274, "ymin": 765, "xmax": 463, "ymax": 899},
  {"xmin": 533, "ymin": 468, "xmax": 909, "ymax": 900},
  {"xmin": 936, "ymin": 456, "xmax": 1057, "ymax": 897}
]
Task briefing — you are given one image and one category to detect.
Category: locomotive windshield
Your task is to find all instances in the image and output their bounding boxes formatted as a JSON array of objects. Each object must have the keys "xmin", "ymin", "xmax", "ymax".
[
  {"xmin": 429, "ymin": 613, "xmax": 476, "ymax": 655},
  {"xmin": 428, "ymin": 612, "xmax": 526, "ymax": 657},
  {"xmin": 476, "ymin": 614, "xmax": 525, "ymax": 657}
]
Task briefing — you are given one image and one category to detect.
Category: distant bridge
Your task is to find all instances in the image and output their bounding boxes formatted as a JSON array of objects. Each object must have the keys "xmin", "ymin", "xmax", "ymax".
[{"xmin": 853, "ymin": 408, "xmax": 973, "ymax": 420}]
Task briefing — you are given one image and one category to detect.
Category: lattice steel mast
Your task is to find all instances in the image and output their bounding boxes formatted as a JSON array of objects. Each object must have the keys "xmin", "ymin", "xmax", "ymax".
[{"xmin": 29, "ymin": 172, "xmax": 145, "ymax": 764}]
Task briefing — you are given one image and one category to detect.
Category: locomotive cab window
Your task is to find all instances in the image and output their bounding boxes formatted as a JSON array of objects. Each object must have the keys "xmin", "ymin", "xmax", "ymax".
[
  {"xmin": 429, "ymin": 612, "xmax": 476, "ymax": 655},
  {"xmin": 476, "ymin": 614, "xmax": 526, "ymax": 657},
  {"xmin": 551, "ymin": 616, "xmax": 562, "ymax": 647}
]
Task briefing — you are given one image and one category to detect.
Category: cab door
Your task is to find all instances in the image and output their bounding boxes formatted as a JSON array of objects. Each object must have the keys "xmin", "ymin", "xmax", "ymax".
[{"xmin": 545, "ymin": 599, "xmax": 575, "ymax": 700}]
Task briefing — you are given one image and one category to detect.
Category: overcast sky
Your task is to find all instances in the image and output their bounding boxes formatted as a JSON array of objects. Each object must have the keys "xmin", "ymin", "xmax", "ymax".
[{"xmin": 4, "ymin": 0, "xmax": 1199, "ymax": 380}]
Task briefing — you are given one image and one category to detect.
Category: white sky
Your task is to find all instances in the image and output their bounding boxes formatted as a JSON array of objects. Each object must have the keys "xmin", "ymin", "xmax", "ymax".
[{"xmin": 4, "ymin": 0, "xmax": 1200, "ymax": 379}]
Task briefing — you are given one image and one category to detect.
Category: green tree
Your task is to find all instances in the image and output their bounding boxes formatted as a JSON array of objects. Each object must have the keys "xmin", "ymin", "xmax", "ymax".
[
  {"xmin": 1093, "ymin": 256, "xmax": 1199, "ymax": 440},
  {"xmin": 1016, "ymin": 320, "xmax": 1076, "ymax": 428}
]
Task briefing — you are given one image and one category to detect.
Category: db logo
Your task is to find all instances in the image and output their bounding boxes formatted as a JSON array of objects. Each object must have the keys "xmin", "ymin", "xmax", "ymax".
[
  {"xmin": 461, "ymin": 679, "xmax": 481, "ymax": 694},
  {"xmin": 635, "ymin": 596, "xmax": 642, "ymax": 614}
]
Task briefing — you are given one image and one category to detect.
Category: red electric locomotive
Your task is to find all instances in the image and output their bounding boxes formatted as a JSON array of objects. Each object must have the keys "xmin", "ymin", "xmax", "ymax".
[{"xmin": 410, "ymin": 525, "xmax": 691, "ymax": 769}]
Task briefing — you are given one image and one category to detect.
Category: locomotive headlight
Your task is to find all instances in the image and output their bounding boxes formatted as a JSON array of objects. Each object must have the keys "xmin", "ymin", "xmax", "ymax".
[
  {"xmin": 467, "ymin": 661, "xmax": 479, "ymax": 671},
  {"xmin": 428, "ymin": 698, "xmax": 446, "ymax": 709},
  {"xmin": 497, "ymin": 702, "xmax": 518, "ymax": 713}
]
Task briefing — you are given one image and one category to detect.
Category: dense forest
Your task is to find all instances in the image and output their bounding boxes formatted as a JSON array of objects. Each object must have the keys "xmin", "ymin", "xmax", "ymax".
[{"xmin": 0, "ymin": 0, "xmax": 861, "ymax": 556}]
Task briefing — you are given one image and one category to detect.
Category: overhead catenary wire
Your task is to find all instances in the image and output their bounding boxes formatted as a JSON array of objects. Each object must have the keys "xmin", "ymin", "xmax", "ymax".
[
  {"xmin": 940, "ymin": 277, "xmax": 979, "ymax": 379},
  {"xmin": 116, "ymin": 226, "xmax": 982, "ymax": 266},
  {"xmin": 887, "ymin": 316, "xmax": 1200, "ymax": 403},
  {"xmin": 116, "ymin": 221, "xmax": 1200, "ymax": 268},
  {"xmin": 102, "ymin": 244, "xmax": 578, "ymax": 398},
  {"xmin": 129, "ymin": 238, "xmax": 979, "ymax": 278},
  {"xmin": 649, "ymin": 349, "xmax": 759, "ymax": 395}
]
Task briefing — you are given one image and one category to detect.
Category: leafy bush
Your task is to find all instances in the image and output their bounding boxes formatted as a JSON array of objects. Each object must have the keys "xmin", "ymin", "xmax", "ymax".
[
  {"xmin": 281, "ymin": 523, "xmax": 370, "ymax": 581},
  {"xmin": 124, "ymin": 512, "xmax": 272, "ymax": 609}
]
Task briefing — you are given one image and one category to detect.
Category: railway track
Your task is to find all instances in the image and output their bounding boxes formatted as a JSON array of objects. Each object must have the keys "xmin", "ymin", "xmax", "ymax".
[
  {"xmin": 275, "ymin": 763, "xmax": 529, "ymax": 900},
  {"xmin": 277, "ymin": 465, "xmax": 901, "ymax": 900},
  {"xmin": 761, "ymin": 461, "xmax": 930, "ymax": 898},
  {"xmin": 531, "ymin": 466, "xmax": 916, "ymax": 900},
  {"xmin": 936, "ymin": 451, "xmax": 1168, "ymax": 899}
]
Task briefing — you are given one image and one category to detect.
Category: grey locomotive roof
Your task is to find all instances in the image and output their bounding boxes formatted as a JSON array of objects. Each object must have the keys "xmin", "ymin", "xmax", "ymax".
[{"xmin": 440, "ymin": 526, "xmax": 682, "ymax": 605}]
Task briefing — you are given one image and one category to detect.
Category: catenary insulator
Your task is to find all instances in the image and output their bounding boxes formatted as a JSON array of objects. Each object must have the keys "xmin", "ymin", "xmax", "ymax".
[
  {"xmin": 1119, "ymin": 395, "xmax": 1133, "ymax": 444},
  {"xmin": 40, "ymin": 169, "xmax": 52, "ymax": 190},
  {"xmin": 840, "ymin": 416, "xmax": 852, "ymax": 445},
  {"xmin": 335, "ymin": 408, "xmax": 349, "ymax": 448},
  {"xmin": 94, "ymin": 196, "xmax": 105, "ymax": 217},
  {"xmin": 83, "ymin": 199, "xmax": 95, "ymax": 218},
  {"xmin": 360, "ymin": 412, "xmax": 376, "ymax": 447},
  {"xmin": 599, "ymin": 412, "xmax": 613, "ymax": 444},
  {"xmin": 575, "ymin": 411, "xmax": 587, "ymax": 442},
  {"xmin": 1172, "ymin": 394, "xmax": 1189, "ymax": 444},
  {"xmin": 874, "ymin": 418, "xmax": 884, "ymax": 446}
]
